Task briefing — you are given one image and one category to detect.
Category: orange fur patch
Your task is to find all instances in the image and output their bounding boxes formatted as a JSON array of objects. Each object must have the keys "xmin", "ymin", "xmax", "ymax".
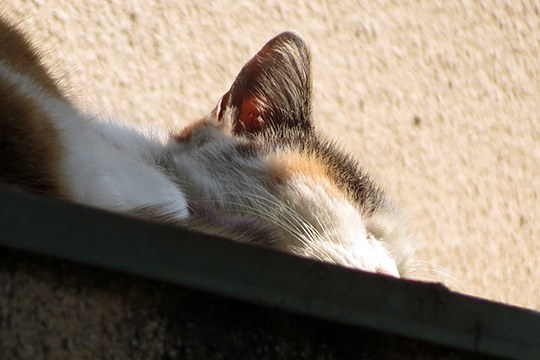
[
  {"xmin": 268, "ymin": 152, "xmax": 327, "ymax": 182},
  {"xmin": 267, "ymin": 152, "xmax": 344, "ymax": 198}
]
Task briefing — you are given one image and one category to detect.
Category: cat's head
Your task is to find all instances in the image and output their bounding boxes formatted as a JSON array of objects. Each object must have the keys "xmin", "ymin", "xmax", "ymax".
[{"xmin": 172, "ymin": 32, "xmax": 412, "ymax": 276}]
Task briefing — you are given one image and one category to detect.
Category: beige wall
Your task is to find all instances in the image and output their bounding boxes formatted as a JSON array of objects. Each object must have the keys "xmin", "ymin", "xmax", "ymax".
[{"xmin": 2, "ymin": 1, "xmax": 538, "ymax": 310}]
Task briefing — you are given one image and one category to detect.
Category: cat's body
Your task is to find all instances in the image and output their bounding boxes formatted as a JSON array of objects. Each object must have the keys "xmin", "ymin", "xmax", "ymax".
[{"xmin": 0, "ymin": 17, "xmax": 411, "ymax": 276}]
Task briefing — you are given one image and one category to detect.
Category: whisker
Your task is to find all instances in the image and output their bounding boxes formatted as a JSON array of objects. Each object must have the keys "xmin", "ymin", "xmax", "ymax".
[
  {"xmin": 232, "ymin": 191, "xmax": 326, "ymax": 241},
  {"xmin": 410, "ymin": 260, "xmax": 466, "ymax": 292},
  {"xmin": 193, "ymin": 197, "xmax": 312, "ymax": 248},
  {"xmin": 205, "ymin": 189, "xmax": 319, "ymax": 240}
]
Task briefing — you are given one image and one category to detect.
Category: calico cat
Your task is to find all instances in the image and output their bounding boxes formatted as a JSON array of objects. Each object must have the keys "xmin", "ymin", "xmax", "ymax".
[{"xmin": 0, "ymin": 17, "xmax": 412, "ymax": 277}]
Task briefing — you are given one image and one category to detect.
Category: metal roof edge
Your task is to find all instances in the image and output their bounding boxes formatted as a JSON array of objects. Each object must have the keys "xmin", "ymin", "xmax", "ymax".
[{"xmin": 1, "ymin": 188, "xmax": 538, "ymax": 359}]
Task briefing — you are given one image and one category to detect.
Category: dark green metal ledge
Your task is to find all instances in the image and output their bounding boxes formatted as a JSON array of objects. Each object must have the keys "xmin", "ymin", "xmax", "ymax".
[{"xmin": 0, "ymin": 188, "xmax": 539, "ymax": 359}]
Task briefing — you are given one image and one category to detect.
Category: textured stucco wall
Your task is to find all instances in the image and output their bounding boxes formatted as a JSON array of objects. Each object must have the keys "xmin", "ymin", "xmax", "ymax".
[{"xmin": 1, "ymin": 1, "xmax": 538, "ymax": 310}]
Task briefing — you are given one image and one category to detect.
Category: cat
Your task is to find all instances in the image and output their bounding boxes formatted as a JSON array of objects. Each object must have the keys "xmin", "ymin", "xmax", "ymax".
[{"xmin": 0, "ymin": 17, "xmax": 412, "ymax": 277}]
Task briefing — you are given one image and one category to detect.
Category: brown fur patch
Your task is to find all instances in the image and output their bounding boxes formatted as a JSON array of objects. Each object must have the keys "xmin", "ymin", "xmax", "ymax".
[
  {"xmin": 0, "ymin": 18, "xmax": 65, "ymax": 196},
  {"xmin": 173, "ymin": 118, "xmax": 207, "ymax": 142},
  {"xmin": 0, "ymin": 17, "xmax": 64, "ymax": 98},
  {"xmin": 0, "ymin": 79, "xmax": 65, "ymax": 196}
]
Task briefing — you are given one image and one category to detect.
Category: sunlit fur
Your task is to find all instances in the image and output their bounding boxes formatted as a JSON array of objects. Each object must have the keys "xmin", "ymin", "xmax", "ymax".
[
  {"xmin": 170, "ymin": 107, "xmax": 411, "ymax": 276},
  {"xmin": 0, "ymin": 17, "xmax": 412, "ymax": 277}
]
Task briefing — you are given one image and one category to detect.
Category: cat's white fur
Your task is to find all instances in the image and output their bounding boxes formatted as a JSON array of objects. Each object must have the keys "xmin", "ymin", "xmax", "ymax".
[
  {"xmin": 280, "ymin": 177, "xmax": 400, "ymax": 274},
  {"xmin": 0, "ymin": 60, "xmax": 189, "ymax": 216}
]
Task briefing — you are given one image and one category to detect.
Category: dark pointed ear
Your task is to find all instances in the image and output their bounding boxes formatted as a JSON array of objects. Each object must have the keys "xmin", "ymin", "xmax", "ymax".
[{"xmin": 216, "ymin": 31, "xmax": 313, "ymax": 135}]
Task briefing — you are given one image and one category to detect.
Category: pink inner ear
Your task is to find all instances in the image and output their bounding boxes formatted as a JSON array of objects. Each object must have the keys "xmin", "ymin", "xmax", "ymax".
[{"xmin": 236, "ymin": 96, "xmax": 262, "ymax": 133}]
